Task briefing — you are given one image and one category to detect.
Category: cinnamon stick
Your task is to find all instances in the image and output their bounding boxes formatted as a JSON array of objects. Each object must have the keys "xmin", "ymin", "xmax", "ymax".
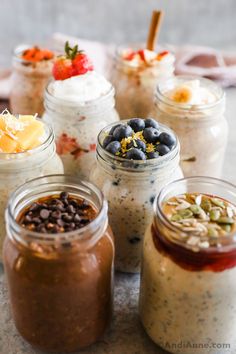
[{"xmin": 146, "ymin": 10, "xmax": 163, "ymax": 51}]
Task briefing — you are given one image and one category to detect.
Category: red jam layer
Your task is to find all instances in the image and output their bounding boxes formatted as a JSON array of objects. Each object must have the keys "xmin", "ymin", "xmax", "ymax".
[{"xmin": 152, "ymin": 225, "xmax": 236, "ymax": 272}]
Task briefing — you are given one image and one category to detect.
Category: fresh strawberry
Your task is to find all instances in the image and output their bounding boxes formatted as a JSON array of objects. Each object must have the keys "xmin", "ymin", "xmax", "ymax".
[
  {"xmin": 137, "ymin": 49, "xmax": 145, "ymax": 61},
  {"xmin": 123, "ymin": 50, "xmax": 136, "ymax": 61},
  {"xmin": 157, "ymin": 50, "xmax": 169, "ymax": 61},
  {"xmin": 72, "ymin": 53, "xmax": 93, "ymax": 75},
  {"xmin": 52, "ymin": 58, "xmax": 73, "ymax": 80},
  {"xmin": 52, "ymin": 41, "xmax": 94, "ymax": 80}
]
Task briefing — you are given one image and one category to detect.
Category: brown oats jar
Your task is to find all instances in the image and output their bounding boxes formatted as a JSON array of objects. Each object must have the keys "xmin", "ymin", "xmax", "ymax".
[{"xmin": 3, "ymin": 175, "xmax": 114, "ymax": 353}]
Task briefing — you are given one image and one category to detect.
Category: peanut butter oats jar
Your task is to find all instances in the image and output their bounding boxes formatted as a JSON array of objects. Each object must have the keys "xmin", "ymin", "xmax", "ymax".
[
  {"xmin": 152, "ymin": 76, "xmax": 228, "ymax": 177},
  {"xmin": 3, "ymin": 175, "xmax": 114, "ymax": 353},
  {"xmin": 139, "ymin": 177, "xmax": 236, "ymax": 354}
]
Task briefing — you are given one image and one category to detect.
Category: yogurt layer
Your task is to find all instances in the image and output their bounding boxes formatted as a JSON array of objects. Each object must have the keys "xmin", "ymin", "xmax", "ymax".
[
  {"xmin": 166, "ymin": 79, "xmax": 217, "ymax": 105},
  {"xmin": 49, "ymin": 71, "xmax": 112, "ymax": 103}
]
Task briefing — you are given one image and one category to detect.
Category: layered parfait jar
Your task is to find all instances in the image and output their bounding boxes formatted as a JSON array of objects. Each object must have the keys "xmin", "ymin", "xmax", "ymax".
[
  {"xmin": 110, "ymin": 45, "xmax": 175, "ymax": 119},
  {"xmin": 152, "ymin": 76, "xmax": 228, "ymax": 177},
  {"xmin": 90, "ymin": 118, "xmax": 183, "ymax": 273},
  {"xmin": 0, "ymin": 112, "xmax": 63, "ymax": 259},
  {"xmin": 10, "ymin": 45, "xmax": 54, "ymax": 116},
  {"xmin": 44, "ymin": 42, "xmax": 119, "ymax": 180},
  {"xmin": 139, "ymin": 177, "xmax": 236, "ymax": 354},
  {"xmin": 3, "ymin": 175, "xmax": 114, "ymax": 353}
]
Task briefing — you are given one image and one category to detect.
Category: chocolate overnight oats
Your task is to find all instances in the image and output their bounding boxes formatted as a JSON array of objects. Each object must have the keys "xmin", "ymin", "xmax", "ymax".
[
  {"xmin": 139, "ymin": 177, "xmax": 236, "ymax": 354},
  {"xmin": 10, "ymin": 45, "xmax": 54, "ymax": 116},
  {"xmin": 152, "ymin": 76, "xmax": 228, "ymax": 177},
  {"xmin": 90, "ymin": 118, "xmax": 183, "ymax": 273},
  {"xmin": 110, "ymin": 46, "xmax": 175, "ymax": 119},
  {"xmin": 3, "ymin": 175, "xmax": 114, "ymax": 353},
  {"xmin": 0, "ymin": 110, "xmax": 63, "ymax": 259},
  {"xmin": 44, "ymin": 42, "xmax": 119, "ymax": 179}
]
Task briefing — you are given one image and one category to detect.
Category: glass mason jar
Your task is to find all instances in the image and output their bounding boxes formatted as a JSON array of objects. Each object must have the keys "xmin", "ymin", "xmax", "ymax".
[
  {"xmin": 43, "ymin": 82, "xmax": 120, "ymax": 180},
  {"xmin": 90, "ymin": 120, "xmax": 183, "ymax": 273},
  {"xmin": 3, "ymin": 175, "xmax": 114, "ymax": 353},
  {"xmin": 139, "ymin": 177, "xmax": 236, "ymax": 354},
  {"xmin": 110, "ymin": 45, "xmax": 175, "ymax": 119},
  {"xmin": 10, "ymin": 45, "xmax": 53, "ymax": 116},
  {"xmin": 152, "ymin": 76, "xmax": 228, "ymax": 178},
  {"xmin": 0, "ymin": 121, "xmax": 63, "ymax": 260}
]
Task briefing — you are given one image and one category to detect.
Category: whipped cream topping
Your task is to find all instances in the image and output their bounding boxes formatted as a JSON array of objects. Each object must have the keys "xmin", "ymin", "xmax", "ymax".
[
  {"xmin": 166, "ymin": 80, "xmax": 217, "ymax": 105},
  {"xmin": 49, "ymin": 71, "xmax": 112, "ymax": 103},
  {"xmin": 121, "ymin": 49, "xmax": 175, "ymax": 68}
]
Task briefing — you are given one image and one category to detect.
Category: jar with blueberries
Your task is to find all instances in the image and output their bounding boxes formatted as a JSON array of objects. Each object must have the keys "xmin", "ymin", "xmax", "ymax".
[
  {"xmin": 90, "ymin": 118, "xmax": 183, "ymax": 273},
  {"xmin": 43, "ymin": 82, "xmax": 120, "ymax": 180}
]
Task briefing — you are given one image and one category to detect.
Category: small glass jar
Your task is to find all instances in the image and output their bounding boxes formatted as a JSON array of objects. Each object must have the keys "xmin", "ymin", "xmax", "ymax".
[
  {"xmin": 90, "ymin": 120, "xmax": 183, "ymax": 273},
  {"xmin": 10, "ymin": 45, "xmax": 54, "ymax": 116},
  {"xmin": 139, "ymin": 177, "xmax": 236, "ymax": 354},
  {"xmin": 110, "ymin": 45, "xmax": 175, "ymax": 119},
  {"xmin": 3, "ymin": 175, "xmax": 114, "ymax": 353},
  {"xmin": 152, "ymin": 76, "xmax": 228, "ymax": 177},
  {"xmin": 0, "ymin": 121, "xmax": 63, "ymax": 259},
  {"xmin": 43, "ymin": 83, "xmax": 120, "ymax": 180}
]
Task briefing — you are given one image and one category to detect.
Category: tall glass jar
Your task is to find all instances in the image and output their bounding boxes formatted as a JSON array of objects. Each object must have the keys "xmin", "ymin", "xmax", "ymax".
[
  {"xmin": 152, "ymin": 76, "xmax": 228, "ymax": 177},
  {"xmin": 10, "ymin": 45, "xmax": 54, "ymax": 116},
  {"xmin": 110, "ymin": 45, "xmax": 175, "ymax": 119},
  {"xmin": 139, "ymin": 177, "xmax": 236, "ymax": 354},
  {"xmin": 44, "ymin": 83, "xmax": 120, "ymax": 180},
  {"xmin": 3, "ymin": 175, "xmax": 114, "ymax": 353},
  {"xmin": 90, "ymin": 120, "xmax": 183, "ymax": 273},
  {"xmin": 0, "ymin": 121, "xmax": 63, "ymax": 259}
]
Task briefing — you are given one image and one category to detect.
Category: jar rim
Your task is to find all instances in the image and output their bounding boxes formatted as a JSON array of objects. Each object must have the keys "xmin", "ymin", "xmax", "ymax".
[
  {"xmin": 96, "ymin": 119, "xmax": 180, "ymax": 173},
  {"xmin": 0, "ymin": 116, "xmax": 54, "ymax": 160},
  {"xmin": 154, "ymin": 176, "xmax": 236, "ymax": 252},
  {"xmin": 45, "ymin": 78, "xmax": 115, "ymax": 109},
  {"xmin": 6, "ymin": 175, "xmax": 108, "ymax": 245},
  {"xmin": 155, "ymin": 75, "xmax": 225, "ymax": 112}
]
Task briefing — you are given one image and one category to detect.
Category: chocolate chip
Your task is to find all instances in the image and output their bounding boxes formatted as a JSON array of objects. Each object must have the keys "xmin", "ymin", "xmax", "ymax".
[
  {"xmin": 67, "ymin": 205, "xmax": 75, "ymax": 214},
  {"xmin": 74, "ymin": 214, "xmax": 81, "ymax": 223},
  {"xmin": 40, "ymin": 209, "xmax": 50, "ymax": 220},
  {"xmin": 29, "ymin": 203, "xmax": 39, "ymax": 211},
  {"xmin": 60, "ymin": 192, "xmax": 69, "ymax": 200},
  {"xmin": 32, "ymin": 217, "xmax": 41, "ymax": 225},
  {"xmin": 62, "ymin": 214, "xmax": 73, "ymax": 222},
  {"xmin": 51, "ymin": 211, "xmax": 61, "ymax": 219}
]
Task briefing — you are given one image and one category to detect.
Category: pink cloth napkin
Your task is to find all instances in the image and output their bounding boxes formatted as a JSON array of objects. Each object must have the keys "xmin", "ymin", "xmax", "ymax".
[
  {"xmin": 174, "ymin": 45, "xmax": 236, "ymax": 87},
  {"xmin": 0, "ymin": 34, "xmax": 236, "ymax": 100}
]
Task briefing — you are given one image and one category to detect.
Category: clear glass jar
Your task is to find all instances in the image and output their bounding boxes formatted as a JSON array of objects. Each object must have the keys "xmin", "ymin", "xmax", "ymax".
[
  {"xmin": 139, "ymin": 177, "xmax": 236, "ymax": 354},
  {"xmin": 152, "ymin": 76, "xmax": 228, "ymax": 177},
  {"xmin": 10, "ymin": 45, "xmax": 53, "ymax": 116},
  {"xmin": 3, "ymin": 175, "xmax": 114, "ymax": 353},
  {"xmin": 110, "ymin": 45, "xmax": 175, "ymax": 119},
  {"xmin": 90, "ymin": 120, "xmax": 183, "ymax": 273},
  {"xmin": 43, "ymin": 83, "xmax": 120, "ymax": 180},
  {"xmin": 0, "ymin": 121, "xmax": 63, "ymax": 260}
]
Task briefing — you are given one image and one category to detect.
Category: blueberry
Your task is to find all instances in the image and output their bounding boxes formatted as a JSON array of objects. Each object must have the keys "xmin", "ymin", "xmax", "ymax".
[
  {"xmin": 145, "ymin": 118, "xmax": 159, "ymax": 129},
  {"xmin": 156, "ymin": 144, "xmax": 170, "ymax": 156},
  {"xmin": 126, "ymin": 148, "xmax": 146, "ymax": 160},
  {"xmin": 103, "ymin": 135, "xmax": 114, "ymax": 148},
  {"xmin": 105, "ymin": 141, "xmax": 121, "ymax": 155},
  {"xmin": 147, "ymin": 151, "xmax": 159, "ymax": 159},
  {"xmin": 109, "ymin": 124, "xmax": 122, "ymax": 135},
  {"xmin": 143, "ymin": 127, "xmax": 159, "ymax": 143},
  {"xmin": 127, "ymin": 139, "xmax": 146, "ymax": 152},
  {"xmin": 127, "ymin": 118, "xmax": 145, "ymax": 132},
  {"xmin": 158, "ymin": 132, "xmax": 176, "ymax": 148},
  {"xmin": 113, "ymin": 125, "xmax": 133, "ymax": 141}
]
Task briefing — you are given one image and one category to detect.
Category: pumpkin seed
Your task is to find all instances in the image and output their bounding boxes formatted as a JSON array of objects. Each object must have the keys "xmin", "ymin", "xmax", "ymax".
[
  {"xmin": 171, "ymin": 214, "xmax": 182, "ymax": 222},
  {"xmin": 221, "ymin": 224, "xmax": 231, "ymax": 233},
  {"xmin": 190, "ymin": 204, "xmax": 202, "ymax": 215},
  {"xmin": 207, "ymin": 228, "xmax": 219, "ymax": 238},
  {"xmin": 211, "ymin": 198, "xmax": 225, "ymax": 208},
  {"xmin": 201, "ymin": 199, "xmax": 211, "ymax": 212},
  {"xmin": 178, "ymin": 209, "xmax": 193, "ymax": 219},
  {"xmin": 217, "ymin": 217, "xmax": 234, "ymax": 224},
  {"xmin": 209, "ymin": 209, "xmax": 221, "ymax": 221}
]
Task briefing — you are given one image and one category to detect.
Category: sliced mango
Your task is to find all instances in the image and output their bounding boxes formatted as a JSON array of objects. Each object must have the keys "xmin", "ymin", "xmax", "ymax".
[{"xmin": 0, "ymin": 112, "xmax": 44, "ymax": 153}]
